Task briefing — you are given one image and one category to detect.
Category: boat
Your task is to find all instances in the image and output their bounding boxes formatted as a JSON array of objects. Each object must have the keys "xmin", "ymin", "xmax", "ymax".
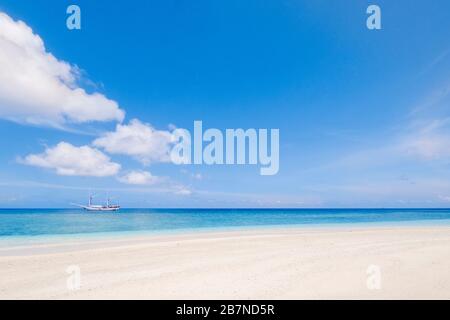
[{"xmin": 72, "ymin": 195, "xmax": 120, "ymax": 212}]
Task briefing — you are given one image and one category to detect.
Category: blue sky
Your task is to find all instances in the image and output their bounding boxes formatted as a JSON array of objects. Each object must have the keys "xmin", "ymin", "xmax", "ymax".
[{"xmin": 0, "ymin": 0, "xmax": 449, "ymax": 208}]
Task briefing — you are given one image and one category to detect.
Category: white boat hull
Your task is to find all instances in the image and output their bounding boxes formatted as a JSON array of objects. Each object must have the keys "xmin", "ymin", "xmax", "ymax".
[{"xmin": 83, "ymin": 207, "xmax": 120, "ymax": 212}]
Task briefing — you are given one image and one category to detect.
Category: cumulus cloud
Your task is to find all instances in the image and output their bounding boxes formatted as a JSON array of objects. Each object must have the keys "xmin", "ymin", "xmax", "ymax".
[
  {"xmin": 93, "ymin": 119, "xmax": 174, "ymax": 165},
  {"xmin": 0, "ymin": 12, "xmax": 124, "ymax": 127},
  {"xmin": 21, "ymin": 142, "xmax": 121, "ymax": 176},
  {"xmin": 118, "ymin": 170, "xmax": 160, "ymax": 185}
]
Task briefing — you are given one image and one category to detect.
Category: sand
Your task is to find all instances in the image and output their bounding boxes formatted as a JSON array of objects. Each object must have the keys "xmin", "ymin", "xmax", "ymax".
[{"xmin": 0, "ymin": 226, "xmax": 449, "ymax": 299}]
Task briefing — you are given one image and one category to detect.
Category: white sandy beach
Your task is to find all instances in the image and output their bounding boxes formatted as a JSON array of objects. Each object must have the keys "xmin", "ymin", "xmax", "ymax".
[{"xmin": 0, "ymin": 226, "xmax": 449, "ymax": 299}]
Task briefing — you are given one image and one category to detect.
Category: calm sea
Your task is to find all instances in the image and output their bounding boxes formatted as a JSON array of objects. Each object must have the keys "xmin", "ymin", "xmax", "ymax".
[{"xmin": 0, "ymin": 208, "xmax": 450, "ymax": 239}]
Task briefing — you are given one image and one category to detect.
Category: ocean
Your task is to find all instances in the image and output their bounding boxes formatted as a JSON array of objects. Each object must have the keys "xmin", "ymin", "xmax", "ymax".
[{"xmin": 0, "ymin": 208, "xmax": 450, "ymax": 239}]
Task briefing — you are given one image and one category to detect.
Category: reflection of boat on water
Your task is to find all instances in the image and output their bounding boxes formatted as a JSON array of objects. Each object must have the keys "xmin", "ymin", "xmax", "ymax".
[{"xmin": 72, "ymin": 195, "xmax": 120, "ymax": 212}]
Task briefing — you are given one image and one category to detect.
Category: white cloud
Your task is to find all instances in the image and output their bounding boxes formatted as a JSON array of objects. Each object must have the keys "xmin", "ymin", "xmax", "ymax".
[
  {"xmin": 93, "ymin": 119, "xmax": 174, "ymax": 165},
  {"xmin": 438, "ymin": 195, "xmax": 450, "ymax": 202},
  {"xmin": 181, "ymin": 169, "xmax": 203, "ymax": 180},
  {"xmin": 21, "ymin": 142, "xmax": 121, "ymax": 176},
  {"xmin": 193, "ymin": 173, "xmax": 203, "ymax": 180},
  {"xmin": 118, "ymin": 170, "xmax": 193, "ymax": 196},
  {"xmin": 118, "ymin": 170, "xmax": 160, "ymax": 185},
  {"xmin": 0, "ymin": 12, "xmax": 124, "ymax": 127},
  {"xmin": 402, "ymin": 134, "xmax": 450, "ymax": 159},
  {"xmin": 401, "ymin": 118, "xmax": 450, "ymax": 160},
  {"xmin": 174, "ymin": 187, "xmax": 192, "ymax": 195}
]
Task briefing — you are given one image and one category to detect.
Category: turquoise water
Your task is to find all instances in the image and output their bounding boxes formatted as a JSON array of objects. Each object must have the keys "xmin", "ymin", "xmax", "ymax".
[{"xmin": 0, "ymin": 208, "xmax": 450, "ymax": 239}]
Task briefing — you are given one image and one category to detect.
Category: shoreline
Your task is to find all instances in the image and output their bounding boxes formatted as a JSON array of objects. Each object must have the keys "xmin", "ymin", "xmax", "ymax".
[
  {"xmin": 2, "ymin": 218, "xmax": 450, "ymax": 248},
  {"xmin": 0, "ymin": 224, "xmax": 449, "ymax": 299}
]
